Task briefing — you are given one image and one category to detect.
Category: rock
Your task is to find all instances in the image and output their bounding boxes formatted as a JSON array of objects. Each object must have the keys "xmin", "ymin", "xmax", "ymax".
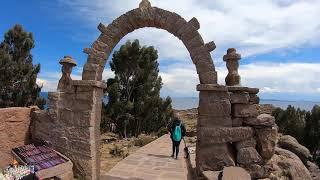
[
  {"xmin": 269, "ymin": 147, "xmax": 312, "ymax": 180},
  {"xmin": 0, "ymin": 107, "xmax": 33, "ymax": 169},
  {"xmin": 258, "ymin": 104, "xmax": 275, "ymax": 115},
  {"xmin": 247, "ymin": 87, "xmax": 259, "ymax": 94},
  {"xmin": 235, "ymin": 137, "xmax": 257, "ymax": 150},
  {"xmin": 237, "ymin": 147, "xmax": 262, "ymax": 165},
  {"xmin": 241, "ymin": 164, "xmax": 271, "ymax": 179},
  {"xmin": 230, "ymin": 92, "xmax": 250, "ymax": 104},
  {"xmin": 278, "ymin": 135, "xmax": 312, "ymax": 164},
  {"xmin": 233, "ymin": 104, "xmax": 259, "ymax": 118},
  {"xmin": 202, "ymin": 170, "xmax": 222, "ymax": 180},
  {"xmin": 197, "ymin": 143, "xmax": 236, "ymax": 171},
  {"xmin": 202, "ymin": 167, "xmax": 252, "ymax": 180},
  {"xmin": 307, "ymin": 161, "xmax": 320, "ymax": 180},
  {"xmin": 222, "ymin": 167, "xmax": 251, "ymax": 180},
  {"xmin": 249, "ymin": 94, "xmax": 260, "ymax": 104},
  {"xmin": 199, "ymin": 127, "xmax": 254, "ymax": 144},
  {"xmin": 243, "ymin": 114, "xmax": 275, "ymax": 127},
  {"xmin": 232, "ymin": 118, "xmax": 243, "ymax": 127},
  {"xmin": 256, "ymin": 127, "xmax": 278, "ymax": 160}
]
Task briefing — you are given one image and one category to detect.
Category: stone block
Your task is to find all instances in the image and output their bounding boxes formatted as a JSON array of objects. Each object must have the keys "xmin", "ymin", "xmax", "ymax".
[
  {"xmin": 198, "ymin": 85, "xmax": 229, "ymax": 97},
  {"xmin": 244, "ymin": 114, "xmax": 275, "ymax": 127},
  {"xmin": 235, "ymin": 137, "xmax": 257, "ymax": 150},
  {"xmin": 256, "ymin": 127, "xmax": 278, "ymax": 160},
  {"xmin": 199, "ymin": 71, "xmax": 218, "ymax": 84},
  {"xmin": 180, "ymin": 27, "xmax": 199, "ymax": 42},
  {"xmin": 82, "ymin": 63, "xmax": 104, "ymax": 81},
  {"xmin": 112, "ymin": 14, "xmax": 135, "ymax": 34},
  {"xmin": 230, "ymin": 92, "xmax": 250, "ymax": 104},
  {"xmin": 222, "ymin": 167, "xmax": 251, "ymax": 180},
  {"xmin": 73, "ymin": 110, "xmax": 92, "ymax": 127},
  {"xmin": 198, "ymin": 99, "xmax": 231, "ymax": 117},
  {"xmin": 195, "ymin": 58, "xmax": 214, "ymax": 74},
  {"xmin": 190, "ymin": 46, "xmax": 208, "ymax": 61},
  {"xmin": 97, "ymin": 33, "xmax": 117, "ymax": 50},
  {"xmin": 67, "ymin": 154, "xmax": 96, "ymax": 179},
  {"xmin": 196, "ymin": 143, "xmax": 235, "ymax": 171},
  {"xmin": 198, "ymin": 115, "xmax": 232, "ymax": 127},
  {"xmin": 232, "ymin": 118, "xmax": 243, "ymax": 127},
  {"xmin": 69, "ymin": 139, "xmax": 92, "ymax": 155},
  {"xmin": 184, "ymin": 34, "xmax": 205, "ymax": 52},
  {"xmin": 237, "ymin": 147, "xmax": 262, "ymax": 165},
  {"xmin": 163, "ymin": 12, "xmax": 180, "ymax": 33},
  {"xmin": 202, "ymin": 171, "xmax": 221, "ymax": 180},
  {"xmin": 247, "ymin": 87, "xmax": 259, "ymax": 94},
  {"xmin": 0, "ymin": 107, "xmax": 32, "ymax": 168},
  {"xmin": 198, "ymin": 127, "xmax": 254, "ymax": 144},
  {"xmin": 227, "ymin": 86, "xmax": 249, "ymax": 93},
  {"xmin": 191, "ymin": 52, "xmax": 215, "ymax": 65},
  {"xmin": 258, "ymin": 104, "xmax": 275, "ymax": 115},
  {"xmin": 170, "ymin": 16, "xmax": 187, "ymax": 36},
  {"xmin": 249, "ymin": 94, "xmax": 260, "ymax": 104},
  {"xmin": 92, "ymin": 39, "xmax": 112, "ymax": 55},
  {"xmin": 232, "ymin": 104, "xmax": 259, "ymax": 118},
  {"xmin": 240, "ymin": 164, "xmax": 271, "ymax": 179}
]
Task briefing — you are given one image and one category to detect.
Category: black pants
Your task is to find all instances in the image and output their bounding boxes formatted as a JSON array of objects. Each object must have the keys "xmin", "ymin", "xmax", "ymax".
[{"xmin": 171, "ymin": 139, "xmax": 181, "ymax": 158}]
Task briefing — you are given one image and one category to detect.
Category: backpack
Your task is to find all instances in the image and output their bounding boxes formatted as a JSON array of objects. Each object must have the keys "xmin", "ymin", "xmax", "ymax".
[{"xmin": 172, "ymin": 122, "xmax": 182, "ymax": 141}]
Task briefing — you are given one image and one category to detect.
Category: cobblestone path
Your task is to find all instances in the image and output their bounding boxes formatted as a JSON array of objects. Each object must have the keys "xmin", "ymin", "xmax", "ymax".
[{"xmin": 101, "ymin": 134, "xmax": 189, "ymax": 180}]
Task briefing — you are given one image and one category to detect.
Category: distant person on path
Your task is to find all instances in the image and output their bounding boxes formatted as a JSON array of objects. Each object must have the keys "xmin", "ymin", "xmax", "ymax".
[{"xmin": 167, "ymin": 115, "xmax": 186, "ymax": 159}]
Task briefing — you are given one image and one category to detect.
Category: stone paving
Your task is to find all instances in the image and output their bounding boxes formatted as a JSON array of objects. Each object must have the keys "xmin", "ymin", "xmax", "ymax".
[{"xmin": 101, "ymin": 134, "xmax": 189, "ymax": 180}]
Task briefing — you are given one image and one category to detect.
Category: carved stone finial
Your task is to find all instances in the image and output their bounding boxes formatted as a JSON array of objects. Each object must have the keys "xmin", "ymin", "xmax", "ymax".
[
  {"xmin": 57, "ymin": 56, "xmax": 77, "ymax": 91},
  {"xmin": 139, "ymin": 0, "xmax": 151, "ymax": 10},
  {"xmin": 223, "ymin": 48, "xmax": 241, "ymax": 86}
]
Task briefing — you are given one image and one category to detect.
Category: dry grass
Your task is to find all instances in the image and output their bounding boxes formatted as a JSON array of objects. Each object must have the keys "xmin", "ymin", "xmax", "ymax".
[
  {"xmin": 174, "ymin": 108, "xmax": 198, "ymax": 132},
  {"xmin": 99, "ymin": 133, "xmax": 156, "ymax": 174}
]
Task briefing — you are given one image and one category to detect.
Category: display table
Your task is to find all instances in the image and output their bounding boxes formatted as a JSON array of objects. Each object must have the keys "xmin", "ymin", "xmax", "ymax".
[{"xmin": 11, "ymin": 144, "xmax": 73, "ymax": 179}]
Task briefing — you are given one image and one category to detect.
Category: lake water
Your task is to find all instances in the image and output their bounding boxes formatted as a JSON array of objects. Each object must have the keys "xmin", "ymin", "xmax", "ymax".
[
  {"xmin": 171, "ymin": 97, "xmax": 320, "ymax": 111},
  {"xmin": 41, "ymin": 93, "xmax": 319, "ymax": 111}
]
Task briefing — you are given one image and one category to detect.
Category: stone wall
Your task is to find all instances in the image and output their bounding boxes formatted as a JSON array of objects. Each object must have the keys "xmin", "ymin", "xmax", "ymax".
[
  {"xmin": 196, "ymin": 85, "xmax": 279, "ymax": 179},
  {"xmin": 0, "ymin": 107, "xmax": 37, "ymax": 169},
  {"xmin": 31, "ymin": 80, "xmax": 105, "ymax": 179}
]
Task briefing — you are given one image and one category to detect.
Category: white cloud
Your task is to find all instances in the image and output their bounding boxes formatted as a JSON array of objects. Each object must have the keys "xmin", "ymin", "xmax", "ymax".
[
  {"xmin": 38, "ymin": 62, "xmax": 320, "ymax": 100},
  {"xmin": 161, "ymin": 62, "xmax": 320, "ymax": 97},
  {"xmin": 159, "ymin": 63, "xmax": 198, "ymax": 97},
  {"xmin": 58, "ymin": 0, "xmax": 320, "ymax": 61},
  {"xmin": 41, "ymin": 0, "xmax": 320, "ymax": 99}
]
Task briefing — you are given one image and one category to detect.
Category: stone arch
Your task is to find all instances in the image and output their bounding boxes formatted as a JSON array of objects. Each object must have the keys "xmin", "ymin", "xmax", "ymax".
[
  {"xmin": 81, "ymin": 1, "xmax": 218, "ymax": 85},
  {"xmin": 32, "ymin": 1, "xmax": 236, "ymax": 179}
]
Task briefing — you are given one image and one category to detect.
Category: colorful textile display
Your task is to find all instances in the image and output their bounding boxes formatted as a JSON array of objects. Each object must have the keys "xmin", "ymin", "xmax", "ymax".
[
  {"xmin": 1, "ymin": 165, "xmax": 32, "ymax": 180},
  {"xmin": 12, "ymin": 144, "xmax": 67, "ymax": 171}
]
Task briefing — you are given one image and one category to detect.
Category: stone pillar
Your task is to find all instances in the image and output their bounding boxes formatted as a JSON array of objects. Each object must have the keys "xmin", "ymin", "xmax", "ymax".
[
  {"xmin": 196, "ymin": 84, "xmax": 235, "ymax": 172},
  {"xmin": 32, "ymin": 80, "xmax": 105, "ymax": 179},
  {"xmin": 67, "ymin": 80, "xmax": 105, "ymax": 179},
  {"xmin": 223, "ymin": 48, "xmax": 241, "ymax": 86}
]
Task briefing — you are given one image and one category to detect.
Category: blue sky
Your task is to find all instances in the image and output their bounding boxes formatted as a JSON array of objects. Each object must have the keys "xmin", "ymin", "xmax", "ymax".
[{"xmin": 1, "ymin": 0, "xmax": 320, "ymax": 101}]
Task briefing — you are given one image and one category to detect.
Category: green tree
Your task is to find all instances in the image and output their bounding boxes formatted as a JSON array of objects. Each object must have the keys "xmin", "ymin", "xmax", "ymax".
[
  {"xmin": 273, "ymin": 104, "xmax": 320, "ymax": 166},
  {"xmin": 273, "ymin": 105, "xmax": 305, "ymax": 142},
  {"xmin": 0, "ymin": 24, "xmax": 45, "ymax": 109},
  {"xmin": 102, "ymin": 40, "xmax": 174, "ymax": 137}
]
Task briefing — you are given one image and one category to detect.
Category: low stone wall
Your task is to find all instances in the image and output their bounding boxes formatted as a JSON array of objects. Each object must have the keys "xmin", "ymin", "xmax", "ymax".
[{"xmin": 0, "ymin": 107, "xmax": 37, "ymax": 168}]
